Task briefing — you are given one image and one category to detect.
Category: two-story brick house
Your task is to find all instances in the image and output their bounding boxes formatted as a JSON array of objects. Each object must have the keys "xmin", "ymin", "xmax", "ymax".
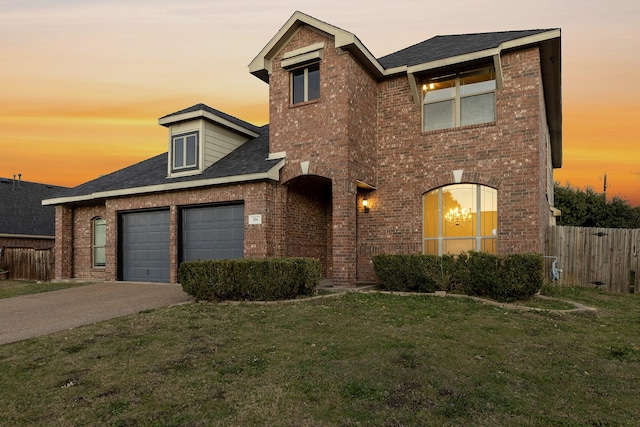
[{"xmin": 43, "ymin": 11, "xmax": 561, "ymax": 286}]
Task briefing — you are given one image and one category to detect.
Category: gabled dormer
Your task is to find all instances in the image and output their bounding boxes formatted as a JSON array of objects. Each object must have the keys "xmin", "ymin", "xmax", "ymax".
[{"xmin": 158, "ymin": 104, "xmax": 261, "ymax": 178}]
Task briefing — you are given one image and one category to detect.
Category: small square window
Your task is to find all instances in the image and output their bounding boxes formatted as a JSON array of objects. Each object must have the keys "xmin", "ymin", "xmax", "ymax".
[
  {"xmin": 172, "ymin": 132, "xmax": 198, "ymax": 171},
  {"xmin": 291, "ymin": 64, "xmax": 320, "ymax": 104}
]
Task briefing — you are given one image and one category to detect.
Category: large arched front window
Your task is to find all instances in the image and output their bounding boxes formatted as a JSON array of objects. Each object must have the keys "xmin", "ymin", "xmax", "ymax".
[{"xmin": 423, "ymin": 184, "xmax": 497, "ymax": 255}]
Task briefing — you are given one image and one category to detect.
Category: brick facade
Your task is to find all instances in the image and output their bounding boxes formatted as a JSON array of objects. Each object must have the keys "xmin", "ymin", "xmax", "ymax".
[{"xmin": 51, "ymin": 19, "xmax": 559, "ymax": 287}]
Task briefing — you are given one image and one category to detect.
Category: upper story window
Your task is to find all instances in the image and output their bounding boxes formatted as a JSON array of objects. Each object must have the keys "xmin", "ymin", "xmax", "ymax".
[
  {"xmin": 93, "ymin": 217, "xmax": 106, "ymax": 268},
  {"xmin": 291, "ymin": 63, "xmax": 320, "ymax": 104},
  {"xmin": 172, "ymin": 132, "xmax": 198, "ymax": 171},
  {"xmin": 422, "ymin": 67, "xmax": 496, "ymax": 132}
]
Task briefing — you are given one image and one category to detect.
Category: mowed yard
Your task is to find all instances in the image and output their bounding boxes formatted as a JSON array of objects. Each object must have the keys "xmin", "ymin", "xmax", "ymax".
[{"xmin": 1, "ymin": 282, "xmax": 639, "ymax": 426}]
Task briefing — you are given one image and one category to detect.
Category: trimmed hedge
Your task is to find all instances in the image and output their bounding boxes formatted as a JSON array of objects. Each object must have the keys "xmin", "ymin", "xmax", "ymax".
[
  {"xmin": 177, "ymin": 257, "xmax": 322, "ymax": 302},
  {"xmin": 372, "ymin": 252, "xmax": 543, "ymax": 302}
]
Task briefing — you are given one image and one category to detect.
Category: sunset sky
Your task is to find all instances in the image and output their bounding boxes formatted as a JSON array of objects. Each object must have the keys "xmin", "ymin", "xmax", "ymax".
[{"xmin": 1, "ymin": 0, "xmax": 639, "ymax": 205}]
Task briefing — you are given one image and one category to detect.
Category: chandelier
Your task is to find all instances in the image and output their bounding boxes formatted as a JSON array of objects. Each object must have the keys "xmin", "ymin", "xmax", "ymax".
[{"xmin": 444, "ymin": 207, "xmax": 471, "ymax": 226}]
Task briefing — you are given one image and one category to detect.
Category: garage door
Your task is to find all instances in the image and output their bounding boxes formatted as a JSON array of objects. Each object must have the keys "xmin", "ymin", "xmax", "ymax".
[
  {"xmin": 182, "ymin": 204, "xmax": 244, "ymax": 262},
  {"xmin": 121, "ymin": 210, "xmax": 170, "ymax": 283}
]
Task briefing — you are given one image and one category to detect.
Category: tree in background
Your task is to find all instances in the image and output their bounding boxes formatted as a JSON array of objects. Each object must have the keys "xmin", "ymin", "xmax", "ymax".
[{"xmin": 554, "ymin": 182, "xmax": 640, "ymax": 228}]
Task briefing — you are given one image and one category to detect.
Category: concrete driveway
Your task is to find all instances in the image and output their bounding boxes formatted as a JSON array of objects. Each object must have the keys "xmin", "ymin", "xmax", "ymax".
[{"xmin": 0, "ymin": 282, "xmax": 194, "ymax": 345}]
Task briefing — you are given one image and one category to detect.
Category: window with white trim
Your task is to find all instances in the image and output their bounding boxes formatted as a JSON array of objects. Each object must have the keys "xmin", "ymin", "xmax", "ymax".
[
  {"xmin": 291, "ymin": 63, "xmax": 320, "ymax": 104},
  {"xmin": 172, "ymin": 132, "xmax": 198, "ymax": 171},
  {"xmin": 422, "ymin": 67, "xmax": 496, "ymax": 132},
  {"xmin": 93, "ymin": 217, "xmax": 106, "ymax": 268},
  {"xmin": 423, "ymin": 184, "xmax": 497, "ymax": 255}
]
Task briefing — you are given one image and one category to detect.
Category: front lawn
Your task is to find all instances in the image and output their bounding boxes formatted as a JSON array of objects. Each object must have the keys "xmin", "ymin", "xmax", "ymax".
[{"xmin": 1, "ymin": 286, "xmax": 638, "ymax": 426}]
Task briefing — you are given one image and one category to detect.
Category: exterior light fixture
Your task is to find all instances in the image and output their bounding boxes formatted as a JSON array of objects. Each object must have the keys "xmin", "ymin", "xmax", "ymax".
[
  {"xmin": 362, "ymin": 198, "xmax": 370, "ymax": 213},
  {"xmin": 444, "ymin": 207, "xmax": 470, "ymax": 226}
]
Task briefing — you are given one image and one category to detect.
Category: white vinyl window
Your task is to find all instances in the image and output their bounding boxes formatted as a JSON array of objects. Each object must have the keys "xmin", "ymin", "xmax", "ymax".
[
  {"xmin": 422, "ymin": 67, "xmax": 496, "ymax": 132},
  {"xmin": 291, "ymin": 63, "xmax": 320, "ymax": 104},
  {"xmin": 93, "ymin": 217, "xmax": 106, "ymax": 268},
  {"xmin": 172, "ymin": 132, "xmax": 198, "ymax": 170}
]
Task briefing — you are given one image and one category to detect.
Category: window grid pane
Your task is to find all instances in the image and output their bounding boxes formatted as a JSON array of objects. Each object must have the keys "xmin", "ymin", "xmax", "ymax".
[
  {"xmin": 424, "ymin": 100, "xmax": 454, "ymax": 131},
  {"xmin": 174, "ymin": 137, "xmax": 185, "ymax": 168},
  {"xmin": 292, "ymin": 69, "xmax": 305, "ymax": 104},
  {"xmin": 186, "ymin": 135, "xmax": 197, "ymax": 166},
  {"xmin": 460, "ymin": 93, "xmax": 495, "ymax": 126},
  {"xmin": 307, "ymin": 65, "xmax": 320, "ymax": 101}
]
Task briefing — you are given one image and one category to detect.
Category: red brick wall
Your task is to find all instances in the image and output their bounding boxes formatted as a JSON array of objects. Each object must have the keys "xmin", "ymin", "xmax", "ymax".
[
  {"xmin": 269, "ymin": 27, "xmax": 379, "ymax": 285},
  {"xmin": 56, "ymin": 182, "xmax": 278, "ymax": 284},
  {"xmin": 284, "ymin": 177, "xmax": 332, "ymax": 276},
  {"xmin": 356, "ymin": 47, "xmax": 548, "ymax": 283},
  {"xmin": 71, "ymin": 205, "xmax": 108, "ymax": 280}
]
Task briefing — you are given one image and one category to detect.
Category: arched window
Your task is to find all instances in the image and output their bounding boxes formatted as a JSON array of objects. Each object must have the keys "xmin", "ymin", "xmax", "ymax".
[
  {"xmin": 423, "ymin": 184, "xmax": 497, "ymax": 255},
  {"xmin": 92, "ymin": 217, "xmax": 106, "ymax": 268}
]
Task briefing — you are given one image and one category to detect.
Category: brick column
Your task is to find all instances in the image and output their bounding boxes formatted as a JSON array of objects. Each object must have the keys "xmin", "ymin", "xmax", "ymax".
[
  {"xmin": 332, "ymin": 179, "xmax": 357, "ymax": 287},
  {"xmin": 55, "ymin": 205, "xmax": 74, "ymax": 280}
]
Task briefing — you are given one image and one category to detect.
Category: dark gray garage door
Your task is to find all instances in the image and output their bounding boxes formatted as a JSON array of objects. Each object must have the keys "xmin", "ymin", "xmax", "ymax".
[
  {"xmin": 182, "ymin": 204, "xmax": 244, "ymax": 262},
  {"xmin": 121, "ymin": 210, "xmax": 170, "ymax": 283}
]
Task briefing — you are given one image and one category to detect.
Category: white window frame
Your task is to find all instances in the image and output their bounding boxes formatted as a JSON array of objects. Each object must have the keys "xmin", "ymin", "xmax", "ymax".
[
  {"xmin": 92, "ymin": 217, "xmax": 106, "ymax": 268},
  {"xmin": 172, "ymin": 132, "xmax": 198, "ymax": 171},
  {"xmin": 423, "ymin": 184, "xmax": 497, "ymax": 255},
  {"xmin": 291, "ymin": 63, "xmax": 320, "ymax": 105},
  {"xmin": 422, "ymin": 67, "xmax": 496, "ymax": 132}
]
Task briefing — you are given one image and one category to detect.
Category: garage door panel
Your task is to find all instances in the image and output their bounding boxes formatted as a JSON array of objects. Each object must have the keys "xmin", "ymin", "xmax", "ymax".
[
  {"xmin": 121, "ymin": 210, "xmax": 170, "ymax": 283},
  {"xmin": 182, "ymin": 204, "xmax": 244, "ymax": 262}
]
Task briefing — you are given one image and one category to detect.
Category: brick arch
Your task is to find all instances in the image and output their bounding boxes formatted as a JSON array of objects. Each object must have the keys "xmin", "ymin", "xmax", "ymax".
[
  {"xmin": 420, "ymin": 170, "xmax": 503, "ymax": 195},
  {"xmin": 280, "ymin": 159, "xmax": 333, "ymax": 185}
]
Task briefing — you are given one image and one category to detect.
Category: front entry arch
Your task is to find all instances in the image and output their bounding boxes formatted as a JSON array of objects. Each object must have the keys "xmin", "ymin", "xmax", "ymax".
[{"xmin": 284, "ymin": 175, "xmax": 333, "ymax": 277}]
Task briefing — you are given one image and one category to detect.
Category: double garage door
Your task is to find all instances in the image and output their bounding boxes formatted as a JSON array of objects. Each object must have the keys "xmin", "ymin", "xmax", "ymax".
[{"xmin": 120, "ymin": 204, "xmax": 244, "ymax": 283}]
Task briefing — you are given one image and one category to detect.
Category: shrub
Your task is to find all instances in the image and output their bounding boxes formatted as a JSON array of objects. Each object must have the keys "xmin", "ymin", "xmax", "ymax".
[
  {"xmin": 372, "ymin": 252, "xmax": 543, "ymax": 302},
  {"xmin": 177, "ymin": 257, "xmax": 322, "ymax": 302}
]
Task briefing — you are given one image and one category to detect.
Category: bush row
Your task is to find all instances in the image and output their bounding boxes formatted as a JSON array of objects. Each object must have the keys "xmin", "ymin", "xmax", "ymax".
[
  {"xmin": 372, "ymin": 252, "xmax": 544, "ymax": 302},
  {"xmin": 177, "ymin": 257, "xmax": 322, "ymax": 302}
]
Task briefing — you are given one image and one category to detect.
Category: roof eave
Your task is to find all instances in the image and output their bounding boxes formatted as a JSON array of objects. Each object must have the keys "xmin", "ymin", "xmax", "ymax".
[
  {"xmin": 42, "ymin": 161, "xmax": 285, "ymax": 207},
  {"xmin": 158, "ymin": 109, "xmax": 260, "ymax": 139}
]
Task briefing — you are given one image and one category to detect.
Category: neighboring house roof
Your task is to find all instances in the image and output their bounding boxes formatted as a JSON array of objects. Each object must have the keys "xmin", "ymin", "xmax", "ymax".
[
  {"xmin": 43, "ymin": 121, "xmax": 283, "ymax": 205},
  {"xmin": 0, "ymin": 177, "xmax": 67, "ymax": 237}
]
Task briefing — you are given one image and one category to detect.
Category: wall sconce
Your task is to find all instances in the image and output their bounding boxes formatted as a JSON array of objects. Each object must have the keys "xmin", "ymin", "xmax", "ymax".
[{"xmin": 362, "ymin": 198, "xmax": 370, "ymax": 213}]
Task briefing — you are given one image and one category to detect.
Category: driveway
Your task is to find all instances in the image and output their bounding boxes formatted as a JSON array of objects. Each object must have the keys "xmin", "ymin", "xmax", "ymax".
[{"xmin": 0, "ymin": 282, "xmax": 194, "ymax": 345}]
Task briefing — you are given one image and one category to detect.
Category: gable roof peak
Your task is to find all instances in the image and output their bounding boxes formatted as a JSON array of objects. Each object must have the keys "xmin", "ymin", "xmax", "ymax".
[{"xmin": 249, "ymin": 11, "xmax": 383, "ymax": 83}]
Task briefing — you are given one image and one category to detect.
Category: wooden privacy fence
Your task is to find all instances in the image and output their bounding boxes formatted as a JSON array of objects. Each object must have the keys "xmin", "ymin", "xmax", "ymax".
[
  {"xmin": 0, "ymin": 247, "xmax": 55, "ymax": 282},
  {"xmin": 546, "ymin": 226, "xmax": 640, "ymax": 294}
]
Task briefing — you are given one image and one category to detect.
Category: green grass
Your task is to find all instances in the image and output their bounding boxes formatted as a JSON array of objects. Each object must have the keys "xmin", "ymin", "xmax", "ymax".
[
  {"xmin": 0, "ymin": 280, "xmax": 92, "ymax": 299},
  {"xmin": 1, "ymin": 286, "xmax": 639, "ymax": 426}
]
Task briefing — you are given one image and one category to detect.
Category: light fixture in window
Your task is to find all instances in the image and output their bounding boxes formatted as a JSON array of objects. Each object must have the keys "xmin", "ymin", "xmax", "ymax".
[
  {"xmin": 422, "ymin": 82, "xmax": 435, "ymax": 92},
  {"xmin": 444, "ymin": 207, "xmax": 470, "ymax": 226},
  {"xmin": 362, "ymin": 198, "xmax": 370, "ymax": 213}
]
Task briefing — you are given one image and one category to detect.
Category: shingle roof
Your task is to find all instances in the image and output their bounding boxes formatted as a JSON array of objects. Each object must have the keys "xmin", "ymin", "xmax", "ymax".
[
  {"xmin": 159, "ymin": 103, "xmax": 263, "ymax": 134},
  {"xmin": 378, "ymin": 29, "xmax": 556, "ymax": 69},
  {"xmin": 54, "ymin": 124, "xmax": 279, "ymax": 199},
  {"xmin": 0, "ymin": 178, "xmax": 67, "ymax": 236}
]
